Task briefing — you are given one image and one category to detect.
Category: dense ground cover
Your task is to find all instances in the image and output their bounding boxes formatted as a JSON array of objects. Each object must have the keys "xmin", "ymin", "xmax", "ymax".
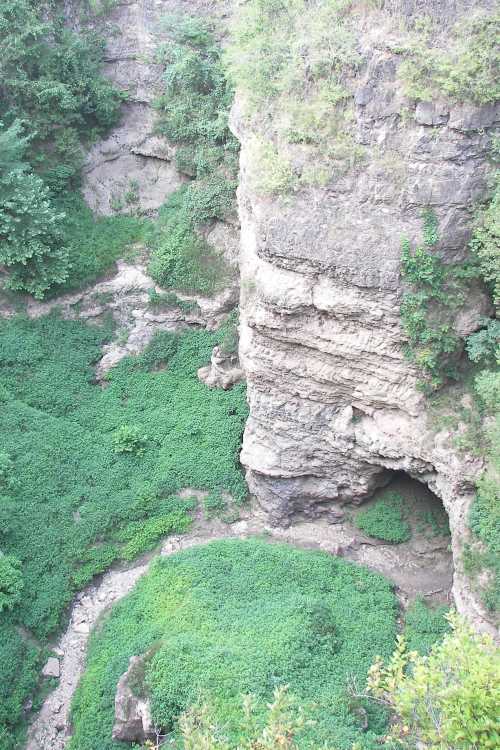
[
  {"xmin": 69, "ymin": 539, "xmax": 398, "ymax": 750},
  {"xmin": 0, "ymin": 314, "xmax": 248, "ymax": 749}
]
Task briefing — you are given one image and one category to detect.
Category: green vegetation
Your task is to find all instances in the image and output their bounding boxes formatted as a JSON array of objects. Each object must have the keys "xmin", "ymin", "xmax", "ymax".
[
  {"xmin": 0, "ymin": 314, "xmax": 248, "ymax": 747},
  {"xmin": 0, "ymin": 120, "xmax": 71, "ymax": 298},
  {"xmin": 470, "ymin": 175, "xmax": 500, "ymax": 310},
  {"xmin": 355, "ymin": 492, "xmax": 411, "ymax": 544},
  {"xmin": 399, "ymin": 12, "xmax": 500, "ymax": 105},
  {"xmin": 69, "ymin": 539, "xmax": 398, "ymax": 750},
  {"xmin": 148, "ymin": 185, "xmax": 230, "ymax": 295},
  {"xmin": 0, "ymin": 1, "xmax": 129, "ymax": 297},
  {"xmin": 403, "ymin": 598, "xmax": 450, "ymax": 656},
  {"xmin": 148, "ymin": 16, "xmax": 238, "ymax": 293},
  {"xmin": 147, "ymin": 288, "xmax": 200, "ymax": 315},
  {"xmin": 56, "ymin": 194, "xmax": 148, "ymax": 293},
  {"xmin": 178, "ymin": 685, "xmax": 310, "ymax": 750},
  {"xmin": 367, "ymin": 613, "xmax": 500, "ymax": 749},
  {"xmin": 225, "ymin": 0, "xmax": 364, "ymax": 193},
  {"xmin": 400, "ymin": 209, "xmax": 481, "ymax": 393}
]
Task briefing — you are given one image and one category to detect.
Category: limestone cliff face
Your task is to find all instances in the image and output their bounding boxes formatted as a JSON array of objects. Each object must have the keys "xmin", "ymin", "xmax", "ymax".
[
  {"xmin": 233, "ymin": 2, "xmax": 498, "ymax": 633},
  {"xmin": 82, "ymin": 0, "xmax": 231, "ymax": 215}
]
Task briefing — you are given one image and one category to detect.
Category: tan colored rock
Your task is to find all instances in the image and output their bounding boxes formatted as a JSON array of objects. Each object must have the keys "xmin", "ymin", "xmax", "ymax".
[
  {"xmin": 113, "ymin": 655, "xmax": 154, "ymax": 743},
  {"xmin": 198, "ymin": 345, "xmax": 244, "ymax": 390},
  {"xmin": 232, "ymin": 2, "xmax": 498, "ymax": 636},
  {"xmin": 42, "ymin": 658, "xmax": 60, "ymax": 679}
]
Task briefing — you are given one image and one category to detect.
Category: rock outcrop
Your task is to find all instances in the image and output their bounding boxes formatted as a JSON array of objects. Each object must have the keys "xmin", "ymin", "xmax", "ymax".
[
  {"xmin": 82, "ymin": 0, "xmax": 231, "ymax": 216},
  {"xmin": 197, "ymin": 345, "xmax": 244, "ymax": 390},
  {"xmin": 233, "ymin": 1, "xmax": 498, "ymax": 634},
  {"xmin": 113, "ymin": 655, "xmax": 154, "ymax": 744}
]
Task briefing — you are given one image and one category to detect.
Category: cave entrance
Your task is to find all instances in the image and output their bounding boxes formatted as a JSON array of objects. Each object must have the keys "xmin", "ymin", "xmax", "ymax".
[{"xmin": 350, "ymin": 471, "xmax": 453, "ymax": 605}]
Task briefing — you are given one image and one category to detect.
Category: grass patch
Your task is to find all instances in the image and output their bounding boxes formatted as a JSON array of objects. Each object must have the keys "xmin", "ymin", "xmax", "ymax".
[
  {"xmin": 355, "ymin": 492, "xmax": 411, "ymax": 544},
  {"xmin": 55, "ymin": 194, "xmax": 149, "ymax": 293},
  {"xmin": 69, "ymin": 539, "xmax": 398, "ymax": 750},
  {"xmin": 0, "ymin": 313, "xmax": 248, "ymax": 747}
]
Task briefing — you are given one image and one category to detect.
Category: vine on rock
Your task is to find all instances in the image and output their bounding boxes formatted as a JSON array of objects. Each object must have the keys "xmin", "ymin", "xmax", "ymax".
[{"xmin": 400, "ymin": 209, "xmax": 478, "ymax": 393}]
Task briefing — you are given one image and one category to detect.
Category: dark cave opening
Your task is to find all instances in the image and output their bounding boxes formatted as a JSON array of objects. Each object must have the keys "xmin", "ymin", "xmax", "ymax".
[{"xmin": 348, "ymin": 470, "xmax": 453, "ymax": 605}]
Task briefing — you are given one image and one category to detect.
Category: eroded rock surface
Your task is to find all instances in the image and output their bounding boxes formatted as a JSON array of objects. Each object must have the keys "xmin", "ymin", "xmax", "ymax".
[
  {"xmin": 113, "ymin": 655, "xmax": 154, "ymax": 743},
  {"xmin": 83, "ymin": 0, "xmax": 231, "ymax": 215},
  {"xmin": 197, "ymin": 345, "xmax": 244, "ymax": 390},
  {"xmin": 233, "ymin": 1, "xmax": 498, "ymax": 635}
]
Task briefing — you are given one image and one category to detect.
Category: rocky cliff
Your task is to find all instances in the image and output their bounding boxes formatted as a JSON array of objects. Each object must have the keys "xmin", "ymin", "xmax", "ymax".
[
  {"xmin": 82, "ymin": 0, "xmax": 231, "ymax": 215},
  {"xmin": 232, "ymin": 0, "xmax": 498, "ymax": 634}
]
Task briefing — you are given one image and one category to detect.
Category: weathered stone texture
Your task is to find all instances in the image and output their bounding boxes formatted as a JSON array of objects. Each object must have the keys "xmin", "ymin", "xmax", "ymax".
[{"xmin": 234, "ymin": 2, "xmax": 498, "ymax": 634}]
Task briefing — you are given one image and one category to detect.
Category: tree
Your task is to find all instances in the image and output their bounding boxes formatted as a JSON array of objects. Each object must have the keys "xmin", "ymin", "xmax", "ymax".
[
  {"xmin": 0, "ymin": 121, "xmax": 70, "ymax": 298},
  {"xmin": 0, "ymin": 554, "xmax": 23, "ymax": 613}
]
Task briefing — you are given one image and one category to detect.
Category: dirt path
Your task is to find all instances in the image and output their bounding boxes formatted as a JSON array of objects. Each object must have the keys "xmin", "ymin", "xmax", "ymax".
[{"xmin": 25, "ymin": 508, "xmax": 452, "ymax": 749}]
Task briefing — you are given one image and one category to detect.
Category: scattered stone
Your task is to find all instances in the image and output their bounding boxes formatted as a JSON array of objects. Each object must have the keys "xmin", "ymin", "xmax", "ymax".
[{"xmin": 42, "ymin": 658, "xmax": 60, "ymax": 679}]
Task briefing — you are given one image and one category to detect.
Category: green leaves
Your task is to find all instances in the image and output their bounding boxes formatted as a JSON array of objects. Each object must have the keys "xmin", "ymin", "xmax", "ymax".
[
  {"xmin": 399, "ymin": 210, "xmax": 471, "ymax": 392},
  {"xmin": 0, "ymin": 554, "xmax": 23, "ymax": 613},
  {"xmin": 148, "ymin": 15, "xmax": 238, "ymax": 296},
  {"xmin": 399, "ymin": 11, "xmax": 500, "ymax": 105},
  {"xmin": 355, "ymin": 492, "xmax": 411, "ymax": 544},
  {"xmin": 0, "ymin": 1, "xmax": 125, "ymax": 298},
  {"xmin": 0, "ymin": 161, "xmax": 71, "ymax": 298},
  {"xmin": 69, "ymin": 540, "xmax": 398, "ymax": 749},
  {"xmin": 0, "ymin": 315, "xmax": 248, "ymax": 744},
  {"xmin": 367, "ymin": 614, "xmax": 500, "ymax": 750}
]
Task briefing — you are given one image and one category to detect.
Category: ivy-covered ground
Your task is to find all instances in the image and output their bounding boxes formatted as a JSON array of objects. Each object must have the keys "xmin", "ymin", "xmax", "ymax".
[
  {"xmin": 69, "ymin": 539, "xmax": 399, "ymax": 750},
  {"xmin": 0, "ymin": 314, "xmax": 248, "ymax": 749}
]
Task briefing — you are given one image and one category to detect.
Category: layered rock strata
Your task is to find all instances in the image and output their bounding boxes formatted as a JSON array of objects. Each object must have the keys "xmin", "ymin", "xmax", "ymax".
[{"xmin": 234, "ymin": 2, "xmax": 498, "ymax": 634}]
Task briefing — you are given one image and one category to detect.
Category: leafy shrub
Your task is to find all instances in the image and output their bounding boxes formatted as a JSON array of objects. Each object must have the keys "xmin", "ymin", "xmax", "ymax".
[
  {"xmin": 367, "ymin": 613, "xmax": 500, "ymax": 750},
  {"xmin": 178, "ymin": 686, "xmax": 309, "ymax": 750},
  {"xmin": 0, "ymin": 121, "xmax": 71, "ymax": 298},
  {"xmin": 400, "ymin": 209, "xmax": 479, "ymax": 393},
  {"xmin": 0, "ymin": 2, "xmax": 124, "ymax": 297},
  {"xmin": 69, "ymin": 540, "xmax": 398, "ymax": 750},
  {"xmin": 399, "ymin": 12, "xmax": 500, "ymax": 105},
  {"xmin": 470, "ymin": 175, "xmax": 500, "ymax": 310},
  {"xmin": 0, "ymin": 1, "xmax": 123, "ymax": 184},
  {"xmin": 466, "ymin": 319, "xmax": 500, "ymax": 368},
  {"xmin": 355, "ymin": 492, "xmax": 411, "ymax": 544},
  {"xmin": 148, "ymin": 15, "xmax": 238, "ymax": 295},
  {"xmin": 0, "ymin": 554, "xmax": 23, "ymax": 612},
  {"xmin": 154, "ymin": 15, "xmax": 237, "ymax": 168},
  {"xmin": 147, "ymin": 289, "xmax": 199, "ymax": 315},
  {"xmin": 148, "ymin": 185, "xmax": 228, "ymax": 295},
  {"xmin": 112, "ymin": 424, "xmax": 148, "ymax": 455},
  {"xmin": 403, "ymin": 598, "xmax": 450, "ymax": 656}
]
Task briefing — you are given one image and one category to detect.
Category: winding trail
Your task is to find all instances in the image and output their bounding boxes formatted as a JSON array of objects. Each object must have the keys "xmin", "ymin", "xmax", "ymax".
[{"xmin": 25, "ymin": 508, "xmax": 453, "ymax": 750}]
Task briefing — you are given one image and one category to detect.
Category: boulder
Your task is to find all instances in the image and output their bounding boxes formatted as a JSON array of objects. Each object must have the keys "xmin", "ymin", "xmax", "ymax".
[
  {"xmin": 198, "ymin": 345, "xmax": 245, "ymax": 390},
  {"xmin": 42, "ymin": 658, "xmax": 60, "ymax": 679},
  {"xmin": 112, "ymin": 655, "xmax": 155, "ymax": 743}
]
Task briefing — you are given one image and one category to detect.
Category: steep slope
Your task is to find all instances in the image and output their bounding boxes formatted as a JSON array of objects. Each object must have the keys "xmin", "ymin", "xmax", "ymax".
[{"xmin": 231, "ymin": 0, "xmax": 498, "ymax": 634}]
